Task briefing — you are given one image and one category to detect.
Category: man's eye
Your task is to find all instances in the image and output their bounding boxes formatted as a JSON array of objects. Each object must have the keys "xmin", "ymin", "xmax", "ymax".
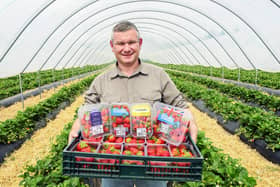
[
  {"xmin": 128, "ymin": 41, "xmax": 137, "ymax": 45},
  {"xmin": 116, "ymin": 42, "xmax": 125, "ymax": 46}
]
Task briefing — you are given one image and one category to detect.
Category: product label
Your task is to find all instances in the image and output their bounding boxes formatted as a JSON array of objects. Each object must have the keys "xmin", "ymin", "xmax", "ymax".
[
  {"xmin": 91, "ymin": 125, "xmax": 104, "ymax": 135},
  {"xmin": 132, "ymin": 104, "xmax": 151, "ymax": 116},
  {"xmin": 160, "ymin": 123, "xmax": 170, "ymax": 134},
  {"xmin": 90, "ymin": 110, "xmax": 102, "ymax": 126},
  {"xmin": 115, "ymin": 126, "xmax": 126, "ymax": 136},
  {"xmin": 158, "ymin": 113, "xmax": 175, "ymax": 125},
  {"xmin": 136, "ymin": 128, "xmax": 147, "ymax": 137},
  {"xmin": 111, "ymin": 108, "xmax": 129, "ymax": 116}
]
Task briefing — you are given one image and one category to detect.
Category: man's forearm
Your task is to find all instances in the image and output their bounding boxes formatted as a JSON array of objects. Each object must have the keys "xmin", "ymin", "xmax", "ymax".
[
  {"xmin": 189, "ymin": 120, "xmax": 198, "ymax": 143},
  {"xmin": 68, "ymin": 118, "xmax": 81, "ymax": 144},
  {"xmin": 183, "ymin": 108, "xmax": 198, "ymax": 143}
]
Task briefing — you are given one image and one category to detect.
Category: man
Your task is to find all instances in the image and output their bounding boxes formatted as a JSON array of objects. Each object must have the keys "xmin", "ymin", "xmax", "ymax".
[{"xmin": 68, "ymin": 20, "xmax": 198, "ymax": 187}]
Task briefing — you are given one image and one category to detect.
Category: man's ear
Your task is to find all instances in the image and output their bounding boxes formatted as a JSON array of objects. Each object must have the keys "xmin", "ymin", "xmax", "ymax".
[
  {"xmin": 110, "ymin": 40, "xmax": 114, "ymax": 49},
  {"xmin": 139, "ymin": 38, "xmax": 143, "ymax": 47}
]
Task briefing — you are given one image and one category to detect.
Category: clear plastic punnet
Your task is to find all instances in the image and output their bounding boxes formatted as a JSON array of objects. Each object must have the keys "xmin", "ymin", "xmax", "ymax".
[
  {"xmin": 78, "ymin": 103, "xmax": 110, "ymax": 139},
  {"xmin": 153, "ymin": 102, "xmax": 190, "ymax": 146},
  {"xmin": 110, "ymin": 103, "xmax": 131, "ymax": 137},
  {"xmin": 130, "ymin": 103, "xmax": 152, "ymax": 138}
]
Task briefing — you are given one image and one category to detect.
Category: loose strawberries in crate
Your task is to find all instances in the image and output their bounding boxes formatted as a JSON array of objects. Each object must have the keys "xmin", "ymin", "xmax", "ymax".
[
  {"xmin": 169, "ymin": 143, "xmax": 193, "ymax": 171},
  {"xmin": 99, "ymin": 143, "xmax": 122, "ymax": 155},
  {"xmin": 131, "ymin": 103, "xmax": 152, "ymax": 138},
  {"xmin": 74, "ymin": 141, "xmax": 98, "ymax": 167},
  {"xmin": 75, "ymin": 141, "xmax": 98, "ymax": 153},
  {"xmin": 122, "ymin": 143, "xmax": 145, "ymax": 165},
  {"xmin": 147, "ymin": 145, "xmax": 170, "ymax": 157},
  {"xmin": 147, "ymin": 135, "xmax": 165, "ymax": 144},
  {"xmin": 115, "ymin": 136, "xmax": 124, "ymax": 144},
  {"xmin": 87, "ymin": 136, "xmax": 103, "ymax": 143},
  {"xmin": 147, "ymin": 145, "xmax": 171, "ymax": 176},
  {"xmin": 107, "ymin": 134, "xmax": 116, "ymax": 142},
  {"xmin": 110, "ymin": 103, "xmax": 130, "ymax": 137},
  {"xmin": 97, "ymin": 143, "xmax": 121, "ymax": 170}
]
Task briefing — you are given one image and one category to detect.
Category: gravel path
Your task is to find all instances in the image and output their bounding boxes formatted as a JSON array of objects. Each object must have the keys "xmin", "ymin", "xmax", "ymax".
[
  {"xmin": 0, "ymin": 79, "xmax": 81, "ymax": 122},
  {"xmin": 0, "ymin": 95, "xmax": 84, "ymax": 186}
]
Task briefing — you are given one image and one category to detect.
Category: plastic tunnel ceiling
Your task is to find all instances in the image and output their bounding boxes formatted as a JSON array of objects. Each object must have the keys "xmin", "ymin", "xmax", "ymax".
[{"xmin": 0, "ymin": 0, "xmax": 280, "ymax": 78}]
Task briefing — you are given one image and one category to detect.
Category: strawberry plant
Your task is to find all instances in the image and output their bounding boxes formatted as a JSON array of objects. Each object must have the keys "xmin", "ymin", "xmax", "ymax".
[
  {"xmin": 0, "ymin": 74, "xmax": 98, "ymax": 144},
  {"xmin": 170, "ymin": 73, "xmax": 280, "ymax": 151},
  {"xmin": 0, "ymin": 64, "xmax": 110, "ymax": 100}
]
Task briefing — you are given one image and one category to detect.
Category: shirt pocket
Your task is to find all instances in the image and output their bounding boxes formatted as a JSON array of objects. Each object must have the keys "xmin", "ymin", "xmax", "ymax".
[
  {"xmin": 100, "ymin": 94, "xmax": 121, "ymax": 104},
  {"xmin": 134, "ymin": 92, "xmax": 162, "ymax": 105}
]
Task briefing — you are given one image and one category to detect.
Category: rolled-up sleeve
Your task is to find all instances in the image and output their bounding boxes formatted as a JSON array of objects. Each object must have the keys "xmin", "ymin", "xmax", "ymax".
[
  {"xmin": 160, "ymin": 70, "xmax": 188, "ymax": 109},
  {"xmin": 84, "ymin": 78, "xmax": 101, "ymax": 104}
]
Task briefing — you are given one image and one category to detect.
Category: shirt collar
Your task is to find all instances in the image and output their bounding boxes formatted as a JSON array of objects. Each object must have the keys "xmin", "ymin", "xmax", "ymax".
[{"xmin": 110, "ymin": 59, "xmax": 148, "ymax": 79}]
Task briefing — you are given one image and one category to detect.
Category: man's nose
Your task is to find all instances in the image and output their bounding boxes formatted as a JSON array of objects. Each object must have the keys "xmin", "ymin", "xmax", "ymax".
[{"xmin": 123, "ymin": 43, "xmax": 131, "ymax": 50}]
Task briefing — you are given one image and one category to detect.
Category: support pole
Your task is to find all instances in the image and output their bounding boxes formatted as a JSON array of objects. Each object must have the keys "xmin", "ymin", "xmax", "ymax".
[{"xmin": 18, "ymin": 73, "xmax": 24, "ymax": 110}]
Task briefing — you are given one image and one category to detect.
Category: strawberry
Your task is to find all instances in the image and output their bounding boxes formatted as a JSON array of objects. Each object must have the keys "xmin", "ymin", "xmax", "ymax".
[
  {"xmin": 103, "ymin": 126, "xmax": 109, "ymax": 133},
  {"xmin": 112, "ymin": 122, "xmax": 117, "ymax": 128},
  {"xmin": 182, "ymin": 151, "xmax": 193, "ymax": 158},
  {"xmin": 130, "ymin": 138, "xmax": 137, "ymax": 144},
  {"xmin": 129, "ymin": 147, "xmax": 139, "ymax": 155},
  {"xmin": 155, "ymin": 138, "xmax": 165, "ymax": 144},
  {"xmin": 171, "ymin": 148, "xmax": 180, "ymax": 157},
  {"xmin": 108, "ymin": 135, "xmax": 116, "ymax": 142},
  {"xmin": 88, "ymin": 136, "xmax": 102, "ymax": 142},
  {"xmin": 136, "ymin": 150, "xmax": 144, "ymax": 156},
  {"xmin": 115, "ymin": 137, "xmax": 123, "ymax": 143},
  {"xmin": 147, "ymin": 139, "xmax": 155, "ymax": 144},
  {"xmin": 137, "ymin": 139, "xmax": 145, "ymax": 144},
  {"xmin": 81, "ymin": 146, "xmax": 91, "ymax": 152},
  {"xmin": 161, "ymin": 150, "xmax": 170, "ymax": 157},
  {"xmin": 147, "ymin": 147, "xmax": 156, "ymax": 156},
  {"xmin": 123, "ymin": 123, "xmax": 130, "ymax": 128},
  {"xmin": 82, "ymin": 124, "xmax": 91, "ymax": 139},
  {"xmin": 124, "ymin": 116, "xmax": 130, "ymax": 124},
  {"xmin": 123, "ymin": 150, "xmax": 132, "ymax": 155},
  {"xmin": 115, "ymin": 117, "xmax": 123, "ymax": 124},
  {"xmin": 125, "ymin": 137, "xmax": 132, "ymax": 143},
  {"xmin": 76, "ymin": 141, "xmax": 89, "ymax": 151}
]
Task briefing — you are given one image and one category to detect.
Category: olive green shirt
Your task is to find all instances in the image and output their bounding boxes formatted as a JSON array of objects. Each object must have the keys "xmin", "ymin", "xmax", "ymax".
[{"xmin": 84, "ymin": 62, "xmax": 187, "ymax": 108}]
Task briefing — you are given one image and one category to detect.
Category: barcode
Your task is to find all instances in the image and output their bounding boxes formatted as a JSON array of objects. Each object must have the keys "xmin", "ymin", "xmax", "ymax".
[
  {"xmin": 136, "ymin": 128, "xmax": 146, "ymax": 137},
  {"xmin": 91, "ymin": 125, "xmax": 104, "ymax": 135},
  {"xmin": 160, "ymin": 123, "xmax": 169, "ymax": 134},
  {"xmin": 115, "ymin": 126, "xmax": 125, "ymax": 136}
]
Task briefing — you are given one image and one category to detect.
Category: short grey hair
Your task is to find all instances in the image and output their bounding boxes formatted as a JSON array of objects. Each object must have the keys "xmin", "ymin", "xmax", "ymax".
[{"xmin": 111, "ymin": 20, "xmax": 140, "ymax": 42}]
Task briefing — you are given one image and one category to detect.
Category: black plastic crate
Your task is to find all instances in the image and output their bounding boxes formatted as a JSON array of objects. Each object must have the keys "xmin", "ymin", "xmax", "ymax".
[{"xmin": 63, "ymin": 135, "xmax": 203, "ymax": 182}]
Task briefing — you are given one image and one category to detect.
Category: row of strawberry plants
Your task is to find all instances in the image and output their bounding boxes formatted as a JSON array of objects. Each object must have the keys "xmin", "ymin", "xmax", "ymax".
[
  {"xmin": 0, "ymin": 73, "xmax": 98, "ymax": 144},
  {"xmin": 151, "ymin": 62, "xmax": 280, "ymax": 89},
  {"xmin": 0, "ymin": 64, "xmax": 109, "ymax": 100},
  {"xmin": 167, "ymin": 70, "xmax": 280, "ymax": 115},
  {"xmin": 169, "ymin": 74, "xmax": 280, "ymax": 151},
  {"xmin": 19, "ymin": 113, "xmax": 256, "ymax": 186}
]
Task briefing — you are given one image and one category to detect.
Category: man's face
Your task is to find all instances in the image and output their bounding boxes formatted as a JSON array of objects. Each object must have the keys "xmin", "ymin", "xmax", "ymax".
[{"xmin": 110, "ymin": 29, "xmax": 142, "ymax": 66}]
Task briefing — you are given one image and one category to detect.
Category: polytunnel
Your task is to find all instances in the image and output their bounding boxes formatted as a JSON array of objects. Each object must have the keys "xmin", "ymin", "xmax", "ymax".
[{"xmin": 0, "ymin": 1, "xmax": 280, "ymax": 186}]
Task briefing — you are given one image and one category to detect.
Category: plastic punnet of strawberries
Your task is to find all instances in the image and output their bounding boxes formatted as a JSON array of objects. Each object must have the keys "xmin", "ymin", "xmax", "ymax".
[{"xmin": 110, "ymin": 103, "xmax": 130, "ymax": 137}]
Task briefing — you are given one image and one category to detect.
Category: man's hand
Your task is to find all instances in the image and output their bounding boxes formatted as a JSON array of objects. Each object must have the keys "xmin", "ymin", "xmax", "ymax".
[
  {"xmin": 68, "ymin": 119, "xmax": 81, "ymax": 144},
  {"xmin": 183, "ymin": 109, "xmax": 198, "ymax": 144}
]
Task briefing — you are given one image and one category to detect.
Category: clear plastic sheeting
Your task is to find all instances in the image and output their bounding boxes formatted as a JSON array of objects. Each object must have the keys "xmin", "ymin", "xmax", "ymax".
[{"xmin": 0, "ymin": 0, "xmax": 280, "ymax": 78}]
